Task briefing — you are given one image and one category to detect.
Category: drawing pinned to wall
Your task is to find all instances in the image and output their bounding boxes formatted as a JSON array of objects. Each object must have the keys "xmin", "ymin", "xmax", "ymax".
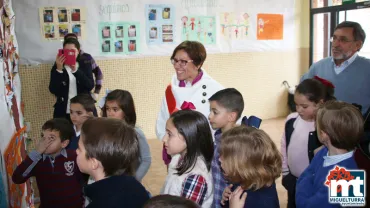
[
  {"xmin": 1, "ymin": 2, "xmax": 31, "ymax": 207},
  {"xmin": 181, "ymin": 16, "xmax": 216, "ymax": 45},
  {"xmin": 220, "ymin": 12, "xmax": 251, "ymax": 40},
  {"xmin": 145, "ymin": 4, "xmax": 175, "ymax": 44},
  {"xmin": 39, "ymin": 7, "xmax": 87, "ymax": 41},
  {"xmin": 256, "ymin": 14, "xmax": 283, "ymax": 40},
  {"xmin": 99, "ymin": 22, "xmax": 140, "ymax": 55}
]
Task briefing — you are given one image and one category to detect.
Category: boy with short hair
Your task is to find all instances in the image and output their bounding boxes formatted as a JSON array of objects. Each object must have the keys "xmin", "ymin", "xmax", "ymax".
[
  {"xmin": 67, "ymin": 93, "xmax": 95, "ymax": 150},
  {"xmin": 296, "ymin": 101, "xmax": 363, "ymax": 207},
  {"xmin": 208, "ymin": 88, "xmax": 245, "ymax": 208},
  {"xmin": 76, "ymin": 117, "xmax": 149, "ymax": 207},
  {"xmin": 12, "ymin": 118, "xmax": 83, "ymax": 208}
]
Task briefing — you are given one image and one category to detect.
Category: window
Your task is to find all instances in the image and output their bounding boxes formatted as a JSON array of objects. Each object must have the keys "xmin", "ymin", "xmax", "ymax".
[{"xmin": 309, "ymin": 1, "xmax": 370, "ymax": 65}]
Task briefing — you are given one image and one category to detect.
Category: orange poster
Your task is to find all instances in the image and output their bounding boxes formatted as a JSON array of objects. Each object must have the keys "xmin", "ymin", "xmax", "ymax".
[{"xmin": 257, "ymin": 14, "xmax": 283, "ymax": 40}]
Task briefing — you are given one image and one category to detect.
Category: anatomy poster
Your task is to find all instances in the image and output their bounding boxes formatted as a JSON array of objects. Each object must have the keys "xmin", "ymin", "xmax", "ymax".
[
  {"xmin": 256, "ymin": 14, "xmax": 283, "ymax": 40},
  {"xmin": 145, "ymin": 4, "xmax": 175, "ymax": 44},
  {"xmin": 220, "ymin": 12, "xmax": 251, "ymax": 40},
  {"xmin": 99, "ymin": 22, "xmax": 140, "ymax": 55},
  {"xmin": 39, "ymin": 7, "xmax": 87, "ymax": 41},
  {"xmin": 181, "ymin": 16, "xmax": 216, "ymax": 45}
]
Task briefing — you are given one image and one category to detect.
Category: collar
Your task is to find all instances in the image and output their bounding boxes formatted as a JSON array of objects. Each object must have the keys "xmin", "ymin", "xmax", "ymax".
[
  {"xmin": 179, "ymin": 70, "xmax": 204, "ymax": 87},
  {"xmin": 43, "ymin": 148, "xmax": 68, "ymax": 161},
  {"xmin": 74, "ymin": 125, "xmax": 81, "ymax": 137},
  {"xmin": 323, "ymin": 150, "xmax": 354, "ymax": 167},
  {"xmin": 331, "ymin": 52, "xmax": 358, "ymax": 67},
  {"xmin": 214, "ymin": 129, "xmax": 223, "ymax": 145}
]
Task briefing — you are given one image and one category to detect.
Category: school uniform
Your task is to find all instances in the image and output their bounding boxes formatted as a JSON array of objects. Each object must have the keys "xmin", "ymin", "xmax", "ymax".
[
  {"xmin": 84, "ymin": 174, "xmax": 149, "ymax": 208},
  {"xmin": 161, "ymin": 154, "xmax": 214, "ymax": 208}
]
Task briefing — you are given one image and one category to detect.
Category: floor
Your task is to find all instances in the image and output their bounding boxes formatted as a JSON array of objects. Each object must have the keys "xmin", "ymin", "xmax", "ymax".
[{"xmin": 141, "ymin": 117, "xmax": 288, "ymax": 207}]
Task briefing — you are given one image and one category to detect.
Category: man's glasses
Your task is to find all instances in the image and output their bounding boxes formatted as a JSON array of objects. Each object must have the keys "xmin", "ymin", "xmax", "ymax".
[
  {"xmin": 171, "ymin": 58, "xmax": 193, "ymax": 66},
  {"xmin": 330, "ymin": 36, "xmax": 355, "ymax": 44}
]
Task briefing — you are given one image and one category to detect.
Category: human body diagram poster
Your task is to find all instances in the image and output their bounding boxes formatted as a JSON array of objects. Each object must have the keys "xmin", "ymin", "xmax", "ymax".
[
  {"xmin": 181, "ymin": 16, "xmax": 216, "ymax": 45},
  {"xmin": 145, "ymin": 4, "xmax": 175, "ymax": 45},
  {"xmin": 39, "ymin": 7, "xmax": 87, "ymax": 41}
]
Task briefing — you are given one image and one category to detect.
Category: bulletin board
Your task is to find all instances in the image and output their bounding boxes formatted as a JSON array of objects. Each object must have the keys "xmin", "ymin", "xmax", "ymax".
[{"xmin": 13, "ymin": 0, "xmax": 295, "ymax": 65}]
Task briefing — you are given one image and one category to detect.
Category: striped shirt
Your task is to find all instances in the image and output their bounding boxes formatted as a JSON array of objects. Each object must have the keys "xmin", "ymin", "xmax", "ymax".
[{"xmin": 80, "ymin": 50, "xmax": 103, "ymax": 94}]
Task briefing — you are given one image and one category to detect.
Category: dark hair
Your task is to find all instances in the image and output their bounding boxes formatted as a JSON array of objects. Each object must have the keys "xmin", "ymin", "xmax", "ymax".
[
  {"xmin": 101, "ymin": 90, "xmax": 136, "ymax": 126},
  {"xmin": 81, "ymin": 117, "xmax": 139, "ymax": 177},
  {"xmin": 63, "ymin": 38, "xmax": 80, "ymax": 51},
  {"xmin": 170, "ymin": 110, "xmax": 214, "ymax": 175},
  {"xmin": 170, "ymin": 41, "xmax": 206, "ymax": 69},
  {"xmin": 316, "ymin": 101, "xmax": 364, "ymax": 151},
  {"xmin": 143, "ymin": 195, "xmax": 200, "ymax": 208},
  {"xmin": 70, "ymin": 94, "xmax": 96, "ymax": 113},
  {"xmin": 209, "ymin": 88, "xmax": 244, "ymax": 120},
  {"xmin": 42, "ymin": 118, "xmax": 75, "ymax": 142},
  {"xmin": 296, "ymin": 78, "xmax": 335, "ymax": 103},
  {"xmin": 335, "ymin": 21, "xmax": 366, "ymax": 47},
  {"xmin": 64, "ymin": 33, "xmax": 78, "ymax": 41}
]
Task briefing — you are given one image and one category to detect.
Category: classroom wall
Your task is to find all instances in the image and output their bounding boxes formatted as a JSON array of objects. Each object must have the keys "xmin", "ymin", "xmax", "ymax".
[{"xmin": 19, "ymin": 1, "xmax": 310, "ymax": 142}]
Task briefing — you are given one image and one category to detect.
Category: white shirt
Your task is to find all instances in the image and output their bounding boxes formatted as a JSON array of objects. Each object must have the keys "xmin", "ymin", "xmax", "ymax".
[
  {"xmin": 64, "ymin": 65, "xmax": 78, "ymax": 114},
  {"xmin": 332, "ymin": 52, "xmax": 358, "ymax": 74}
]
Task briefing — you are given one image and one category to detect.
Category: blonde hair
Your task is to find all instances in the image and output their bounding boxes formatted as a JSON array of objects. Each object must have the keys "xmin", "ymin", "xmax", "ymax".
[
  {"xmin": 316, "ymin": 100, "xmax": 364, "ymax": 150},
  {"xmin": 220, "ymin": 126, "xmax": 281, "ymax": 190}
]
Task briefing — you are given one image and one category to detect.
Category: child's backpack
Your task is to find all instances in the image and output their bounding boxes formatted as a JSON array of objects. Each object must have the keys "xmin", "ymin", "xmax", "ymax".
[{"xmin": 241, "ymin": 115, "xmax": 262, "ymax": 129}]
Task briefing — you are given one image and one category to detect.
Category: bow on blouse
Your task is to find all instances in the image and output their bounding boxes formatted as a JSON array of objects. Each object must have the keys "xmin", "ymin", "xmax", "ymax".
[
  {"xmin": 314, "ymin": 76, "xmax": 335, "ymax": 88},
  {"xmin": 180, "ymin": 101, "xmax": 196, "ymax": 110}
]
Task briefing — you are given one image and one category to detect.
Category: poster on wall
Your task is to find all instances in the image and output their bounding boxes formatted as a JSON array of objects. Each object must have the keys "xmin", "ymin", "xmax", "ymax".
[
  {"xmin": 39, "ymin": 7, "xmax": 87, "ymax": 41},
  {"xmin": 99, "ymin": 22, "xmax": 140, "ymax": 55},
  {"xmin": 220, "ymin": 12, "xmax": 251, "ymax": 40},
  {"xmin": 256, "ymin": 14, "xmax": 283, "ymax": 40},
  {"xmin": 145, "ymin": 4, "xmax": 175, "ymax": 44},
  {"xmin": 181, "ymin": 16, "xmax": 216, "ymax": 45}
]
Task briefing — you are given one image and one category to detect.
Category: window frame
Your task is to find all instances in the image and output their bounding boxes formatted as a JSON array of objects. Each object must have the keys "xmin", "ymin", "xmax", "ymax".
[{"xmin": 309, "ymin": 1, "xmax": 370, "ymax": 65}]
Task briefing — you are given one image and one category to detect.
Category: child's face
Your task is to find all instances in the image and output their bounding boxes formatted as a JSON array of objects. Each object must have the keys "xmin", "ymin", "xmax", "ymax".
[
  {"xmin": 70, "ymin": 103, "xmax": 92, "ymax": 128},
  {"xmin": 42, "ymin": 129, "xmax": 69, "ymax": 155},
  {"xmin": 163, "ymin": 118, "xmax": 187, "ymax": 156},
  {"xmin": 208, "ymin": 101, "xmax": 234, "ymax": 130},
  {"xmin": 105, "ymin": 100, "xmax": 124, "ymax": 120},
  {"xmin": 294, "ymin": 93, "xmax": 319, "ymax": 121},
  {"xmin": 76, "ymin": 135, "xmax": 91, "ymax": 174}
]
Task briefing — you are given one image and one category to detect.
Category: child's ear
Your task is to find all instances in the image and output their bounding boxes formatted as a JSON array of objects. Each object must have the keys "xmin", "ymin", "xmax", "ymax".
[
  {"xmin": 61, "ymin": 139, "xmax": 70, "ymax": 148},
  {"xmin": 88, "ymin": 111, "xmax": 93, "ymax": 116},
  {"xmin": 228, "ymin": 112, "xmax": 237, "ymax": 122},
  {"xmin": 90, "ymin": 158, "xmax": 101, "ymax": 170}
]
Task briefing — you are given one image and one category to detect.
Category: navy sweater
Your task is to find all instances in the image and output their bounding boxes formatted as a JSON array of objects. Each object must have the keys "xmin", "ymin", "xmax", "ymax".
[
  {"xmin": 84, "ymin": 174, "xmax": 149, "ymax": 208},
  {"xmin": 296, "ymin": 148, "xmax": 358, "ymax": 208},
  {"xmin": 224, "ymin": 183, "xmax": 279, "ymax": 208},
  {"xmin": 12, "ymin": 149, "xmax": 84, "ymax": 208}
]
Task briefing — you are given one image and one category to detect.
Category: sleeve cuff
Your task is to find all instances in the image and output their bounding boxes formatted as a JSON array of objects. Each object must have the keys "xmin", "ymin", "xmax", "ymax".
[
  {"xmin": 29, "ymin": 150, "xmax": 42, "ymax": 162},
  {"xmin": 57, "ymin": 69, "xmax": 63, "ymax": 73}
]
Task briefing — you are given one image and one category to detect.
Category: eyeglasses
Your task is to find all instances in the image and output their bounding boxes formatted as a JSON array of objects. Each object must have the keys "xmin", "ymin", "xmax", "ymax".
[
  {"xmin": 330, "ymin": 36, "xmax": 355, "ymax": 44},
  {"xmin": 171, "ymin": 58, "xmax": 193, "ymax": 66}
]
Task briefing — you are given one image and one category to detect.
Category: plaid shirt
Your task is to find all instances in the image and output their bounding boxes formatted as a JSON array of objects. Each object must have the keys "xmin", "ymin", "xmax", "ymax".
[
  {"xmin": 212, "ymin": 129, "xmax": 228, "ymax": 208},
  {"xmin": 181, "ymin": 174, "xmax": 208, "ymax": 205},
  {"xmin": 80, "ymin": 50, "xmax": 103, "ymax": 94}
]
